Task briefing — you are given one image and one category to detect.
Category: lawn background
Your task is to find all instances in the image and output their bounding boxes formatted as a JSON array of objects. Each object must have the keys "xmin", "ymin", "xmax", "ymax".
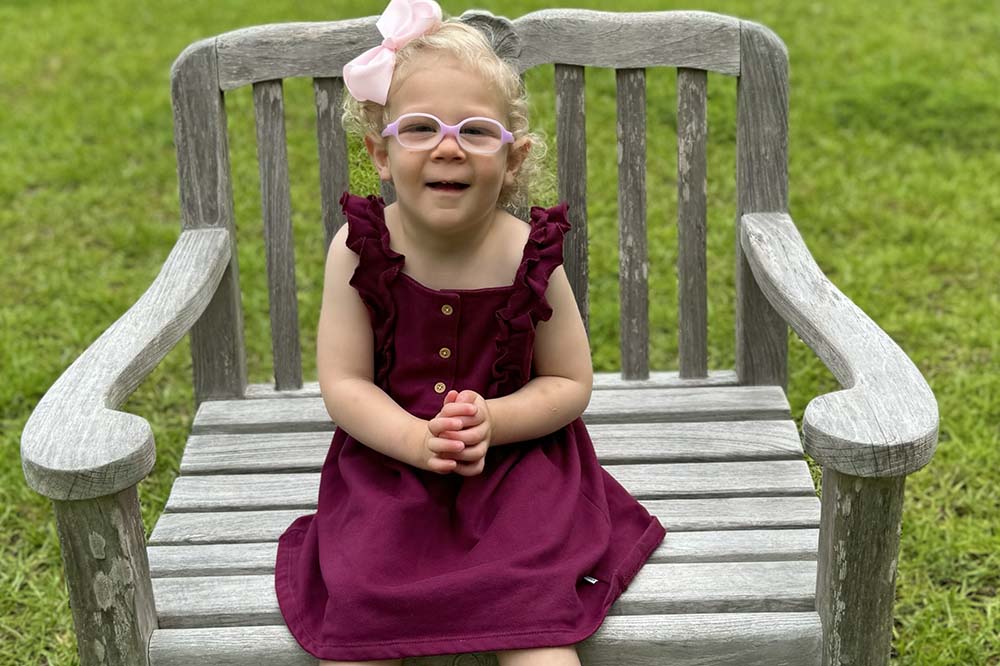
[{"xmin": 1, "ymin": 0, "xmax": 997, "ymax": 664}]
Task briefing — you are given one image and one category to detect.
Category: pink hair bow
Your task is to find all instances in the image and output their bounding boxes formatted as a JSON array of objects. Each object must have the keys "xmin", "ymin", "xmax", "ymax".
[{"xmin": 342, "ymin": 0, "xmax": 443, "ymax": 105}]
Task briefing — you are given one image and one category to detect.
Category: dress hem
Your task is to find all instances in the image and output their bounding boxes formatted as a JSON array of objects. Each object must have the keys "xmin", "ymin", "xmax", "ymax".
[{"xmin": 275, "ymin": 515, "xmax": 666, "ymax": 661}]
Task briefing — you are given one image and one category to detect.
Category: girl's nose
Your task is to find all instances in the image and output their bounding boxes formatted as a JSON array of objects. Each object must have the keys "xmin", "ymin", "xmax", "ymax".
[{"xmin": 431, "ymin": 132, "xmax": 466, "ymax": 159}]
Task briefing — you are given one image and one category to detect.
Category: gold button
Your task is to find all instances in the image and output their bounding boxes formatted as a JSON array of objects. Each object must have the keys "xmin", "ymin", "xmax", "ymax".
[
  {"xmin": 441, "ymin": 304, "xmax": 454, "ymax": 315},
  {"xmin": 438, "ymin": 347, "xmax": 452, "ymax": 359},
  {"xmin": 434, "ymin": 382, "xmax": 446, "ymax": 394}
]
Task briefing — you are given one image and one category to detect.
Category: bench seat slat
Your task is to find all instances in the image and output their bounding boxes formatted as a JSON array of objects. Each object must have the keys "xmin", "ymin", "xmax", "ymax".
[
  {"xmin": 180, "ymin": 419, "xmax": 802, "ymax": 474},
  {"xmin": 151, "ymin": 561, "xmax": 816, "ymax": 629},
  {"xmin": 148, "ymin": 528, "xmax": 818, "ymax": 577},
  {"xmin": 150, "ymin": 496, "xmax": 820, "ymax": 545},
  {"xmin": 148, "ymin": 611, "xmax": 821, "ymax": 666},
  {"xmin": 193, "ymin": 385, "xmax": 790, "ymax": 434},
  {"xmin": 163, "ymin": 460, "xmax": 814, "ymax": 513}
]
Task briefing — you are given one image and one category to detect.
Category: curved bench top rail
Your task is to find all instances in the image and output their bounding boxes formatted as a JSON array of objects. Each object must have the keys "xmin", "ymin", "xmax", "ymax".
[
  {"xmin": 21, "ymin": 229, "xmax": 231, "ymax": 501},
  {"xmin": 739, "ymin": 212, "xmax": 939, "ymax": 478},
  {"xmin": 213, "ymin": 9, "xmax": 741, "ymax": 91}
]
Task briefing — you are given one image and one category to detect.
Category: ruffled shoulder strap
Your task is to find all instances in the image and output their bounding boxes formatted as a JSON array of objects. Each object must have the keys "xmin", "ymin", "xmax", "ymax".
[
  {"xmin": 339, "ymin": 192, "xmax": 403, "ymax": 388},
  {"xmin": 489, "ymin": 202, "xmax": 572, "ymax": 396}
]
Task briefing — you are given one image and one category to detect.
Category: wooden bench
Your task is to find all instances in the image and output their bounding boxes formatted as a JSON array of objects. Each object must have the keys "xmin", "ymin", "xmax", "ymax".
[{"xmin": 20, "ymin": 8, "xmax": 939, "ymax": 666}]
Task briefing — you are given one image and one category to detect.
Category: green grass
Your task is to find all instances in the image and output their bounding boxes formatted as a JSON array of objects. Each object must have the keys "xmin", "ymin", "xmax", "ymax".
[{"xmin": 2, "ymin": 0, "xmax": 998, "ymax": 664}]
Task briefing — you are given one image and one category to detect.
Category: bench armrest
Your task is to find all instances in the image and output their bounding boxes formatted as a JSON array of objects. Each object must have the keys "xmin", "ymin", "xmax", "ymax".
[
  {"xmin": 739, "ymin": 212, "xmax": 938, "ymax": 477},
  {"xmin": 21, "ymin": 228, "xmax": 231, "ymax": 500}
]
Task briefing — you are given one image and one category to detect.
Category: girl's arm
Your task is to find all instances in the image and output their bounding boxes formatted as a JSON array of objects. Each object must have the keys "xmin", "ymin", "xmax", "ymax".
[
  {"xmin": 485, "ymin": 265, "xmax": 594, "ymax": 445},
  {"xmin": 317, "ymin": 224, "xmax": 427, "ymax": 468}
]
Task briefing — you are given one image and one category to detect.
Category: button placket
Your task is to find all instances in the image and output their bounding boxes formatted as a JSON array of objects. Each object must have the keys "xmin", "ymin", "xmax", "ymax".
[{"xmin": 432, "ymin": 295, "xmax": 460, "ymax": 395}]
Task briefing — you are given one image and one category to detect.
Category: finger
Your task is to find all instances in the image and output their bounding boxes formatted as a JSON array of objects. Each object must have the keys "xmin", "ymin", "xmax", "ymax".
[
  {"xmin": 443, "ymin": 389, "xmax": 459, "ymax": 405},
  {"xmin": 456, "ymin": 389, "xmax": 479, "ymax": 404},
  {"xmin": 439, "ymin": 402, "xmax": 476, "ymax": 418},
  {"xmin": 429, "ymin": 456, "xmax": 458, "ymax": 474},
  {"xmin": 428, "ymin": 437, "xmax": 466, "ymax": 455},
  {"xmin": 452, "ymin": 458, "xmax": 485, "ymax": 477},
  {"xmin": 428, "ymin": 416, "xmax": 463, "ymax": 436}
]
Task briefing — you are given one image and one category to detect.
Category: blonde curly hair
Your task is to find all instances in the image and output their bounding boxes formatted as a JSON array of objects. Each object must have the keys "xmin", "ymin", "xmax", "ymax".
[{"xmin": 342, "ymin": 19, "xmax": 545, "ymax": 209}]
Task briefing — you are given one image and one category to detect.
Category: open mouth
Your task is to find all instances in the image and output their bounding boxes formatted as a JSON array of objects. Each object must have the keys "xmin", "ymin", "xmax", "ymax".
[{"xmin": 427, "ymin": 181, "xmax": 470, "ymax": 191}]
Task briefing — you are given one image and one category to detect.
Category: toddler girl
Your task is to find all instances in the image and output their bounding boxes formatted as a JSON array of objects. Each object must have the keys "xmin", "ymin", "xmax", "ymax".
[{"xmin": 274, "ymin": 1, "xmax": 666, "ymax": 664}]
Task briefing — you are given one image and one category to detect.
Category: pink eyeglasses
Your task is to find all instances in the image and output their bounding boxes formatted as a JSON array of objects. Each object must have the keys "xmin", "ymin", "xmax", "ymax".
[{"xmin": 381, "ymin": 113, "xmax": 514, "ymax": 154}]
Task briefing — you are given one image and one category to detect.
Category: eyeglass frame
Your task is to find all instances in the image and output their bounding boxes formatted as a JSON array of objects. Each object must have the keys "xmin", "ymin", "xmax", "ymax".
[{"xmin": 380, "ymin": 112, "xmax": 515, "ymax": 154}]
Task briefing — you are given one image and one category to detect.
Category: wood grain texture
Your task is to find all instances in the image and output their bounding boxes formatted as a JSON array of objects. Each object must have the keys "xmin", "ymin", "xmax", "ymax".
[
  {"xmin": 149, "ymin": 496, "xmax": 820, "ymax": 546},
  {"xmin": 313, "ymin": 77, "xmax": 349, "ymax": 250},
  {"xmin": 162, "ymin": 459, "xmax": 814, "ymax": 513},
  {"xmin": 740, "ymin": 212, "xmax": 938, "ymax": 476},
  {"xmin": 241, "ymin": 370, "xmax": 739, "ymax": 399},
  {"xmin": 555, "ymin": 64, "xmax": 589, "ymax": 333},
  {"xmin": 816, "ymin": 470, "xmax": 905, "ymax": 666},
  {"xmin": 616, "ymin": 68, "xmax": 650, "ymax": 379},
  {"xmin": 54, "ymin": 486, "xmax": 156, "ymax": 666},
  {"xmin": 514, "ymin": 10, "xmax": 740, "ymax": 74},
  {"xmin": 676, "ymin": 68, "xmax": 709, "ymax": 378},
  {"xmin": 171, "ymin": 38, "xmax": 248, "ymax": 404},
  {"xmin": 253, "ymin": 80, "xmax": 303, "ymax": 391},
  {"xmin": 176, "ymin": 419, "xmax": 802, "ymax": 475},
  {"xmin": 188, "ymin": 386, "xmax": 790, "ymax": 435},
  {"xmin": 213, "ymin": 11, "xmax": 738, "ymax": 90},
  {"xmin": 148, "ymin": 528, "xmax": 816, "ymax": 578},
  {"xmin": 148, "ymin": 613, "xmax": 821, "ymax": 666},
  {"xmin": 21, "ymin": 229, "xmax": 230, "ymax": 500},
  {"xmin": 735, "ymin": 21, "xmax": 789, "ymax": 388},
  {"xmin": 150, "ymin": 561, "xmax": 816, "ymax": 628}
]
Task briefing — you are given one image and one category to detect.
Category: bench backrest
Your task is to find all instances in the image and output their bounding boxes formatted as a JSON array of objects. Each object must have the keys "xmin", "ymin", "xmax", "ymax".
[{"xmin": 170, "ymin": 9, "xmax": 789, "ymax": 403}]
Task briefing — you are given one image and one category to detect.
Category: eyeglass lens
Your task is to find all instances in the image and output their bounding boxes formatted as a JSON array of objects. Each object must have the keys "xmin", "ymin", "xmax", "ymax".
[{"xmin": 396, "ymin": 114, "xmax": 505, "ymax": 153}]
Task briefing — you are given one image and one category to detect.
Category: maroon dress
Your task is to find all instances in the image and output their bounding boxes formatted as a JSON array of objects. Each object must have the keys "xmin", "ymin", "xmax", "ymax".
[{"xmin": 275, "ymin": 193, "xmax": 666, "ymax": 661}]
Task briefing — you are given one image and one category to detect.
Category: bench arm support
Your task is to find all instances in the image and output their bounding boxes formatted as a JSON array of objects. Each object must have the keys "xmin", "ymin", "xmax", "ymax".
[
  {"xmin": 21, "ymin": 228, "xmax": 230, "ymax": 501},
  {"xmin": 739, "ymin": 212, "xmax": 939, "ymax": 477}
]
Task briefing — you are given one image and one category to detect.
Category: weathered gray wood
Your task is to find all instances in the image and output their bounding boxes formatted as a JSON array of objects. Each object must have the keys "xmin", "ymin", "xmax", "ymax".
[
  {"xmin": 171, "ymin": 38, "xmax": 247, "ymax": 403},
  {"xmin": 816, "ymin": 470, "xmax": 905, "ymax": 666},
  {"xmin": 149, "ymin": 613, "xmax": 822, "ymax": 666},
  {"xmin": 151, "ymin": 561, "xmax": 816, "ymax": 629},
  {"xmin": 213, "ymin": 12, "xmax": 739, "ymax": 91},
  {"xmin": 54, "ymin": 486, "xmax": 156, "ymax": 666},
  {"xmin": 21, "ymin": 229, "xmax": 230, "ymax": 501},
  {"xmin": 163, "ymin": 460, "xmax": 814, "ymax": 513},
  {"xmin": 148, "ymin": 528, "xmax": 817, "ymax": 578},
  {"xmin": 241, "ymin": 370, "xmax": 740, "ymax": 399},
  {"xmin": 677, "ymin": 68, "xmax": 709, "ymax": 378},
  {"xmin": 616, "ymin": 68, "xmax": 649, "ymax": 379},
  {"xmin": 313, "ymin": 77, "xmax": 349, "ymax": 249},
  {"xmin": 150, "ymin": 496, "xmax": 820, "ymax": 546},
  {"xmin": 178, "ymin": 419, "xmax": 802, "ymax": 475},
  {"xmin": 514, "ymin": 10, "xmax": 741, "ymax": 74},
  {"xmin": 735, "ymin": 21, "xmax": 789, "ymax": 388},
  {"xmin": 741, "ymin": 212, "xmax": 938, "ymax": 477},
  {"xmin": 190, "ymin": 386, "xmax": 790, "ymax": 435},
  {"xmin": 555, "ymin": 63, "xmax": 589, "ymax": 333},
  {"xmin": 253, "ymin": 80, "xmax": 303, "ymax": 391}
]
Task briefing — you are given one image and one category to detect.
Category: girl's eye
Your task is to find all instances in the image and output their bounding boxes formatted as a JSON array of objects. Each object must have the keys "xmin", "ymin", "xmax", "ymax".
[
  {"xmin": 461, "ymin": 122, "xmax": 500, "ymax": 138},
  {"xmin": 400, "ymin": 123, "xmax": 437, "ymax": 134}
]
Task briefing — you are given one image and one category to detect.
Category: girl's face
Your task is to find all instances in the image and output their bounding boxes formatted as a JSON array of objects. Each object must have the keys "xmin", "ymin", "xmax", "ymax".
[{"xmin": 365, "ymin": 55, "xmax": 528, "ymax": 235}]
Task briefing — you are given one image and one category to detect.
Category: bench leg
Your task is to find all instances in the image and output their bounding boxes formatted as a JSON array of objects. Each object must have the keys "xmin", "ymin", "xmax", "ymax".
[
  {"xmin": 816, "ymin": 468, "xmax": 905, "ymax": 666},
  {"xmin": 53, "ymin": 484, "xmax": 157, "ymax": 666}
]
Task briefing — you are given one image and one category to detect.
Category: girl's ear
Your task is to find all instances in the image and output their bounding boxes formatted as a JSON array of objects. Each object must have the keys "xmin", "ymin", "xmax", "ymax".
[
  {"xmin": 504, "ymin": 137, "xmax": 531, "ymax": 187},
  {"xmin": 364, "ymin": 134, "xmax": 393, "ymax": 181}
]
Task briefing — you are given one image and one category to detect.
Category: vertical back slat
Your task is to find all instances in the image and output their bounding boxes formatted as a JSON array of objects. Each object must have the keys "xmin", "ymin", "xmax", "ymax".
[
  {"xmin": 615, "ymin": 68, "xmax": 649, "ymax": 379},
  {"xmin": 172, "ymin": 39, "xmax": 247, "ymax": 404},
  {"xmin": 313, "ymin": 77, "xmax": 349, "ymax": 250},
  {"xmin": 736, "ymin": 23, "xmax": 789, "ymax": 388},
  {"xmin": 555, "ymin": 64, "xmax": 589, "ymax": 334},
  {"xmin": 676, "ymin": 68, "xmax": 709, "ymax": 378},
  {"xmin": 253, "ymin": 80, "xmax": 302, "ymax": 391}
]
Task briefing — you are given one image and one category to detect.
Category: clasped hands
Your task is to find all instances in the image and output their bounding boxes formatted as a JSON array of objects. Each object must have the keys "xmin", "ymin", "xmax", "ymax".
[{"xmin": 420, "ymin": 389, "xmax": 492, "ymax": 476}]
